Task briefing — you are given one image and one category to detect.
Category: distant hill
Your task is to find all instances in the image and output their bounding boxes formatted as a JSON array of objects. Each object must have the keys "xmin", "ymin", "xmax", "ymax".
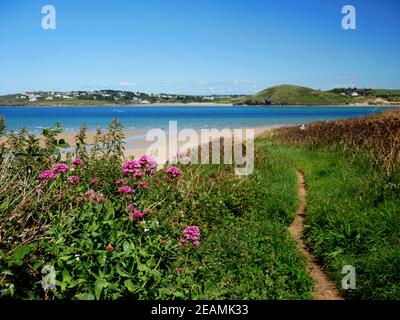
[{"xmin": 241, "ymin": 85, "xmax": 350, "ymax": 105}]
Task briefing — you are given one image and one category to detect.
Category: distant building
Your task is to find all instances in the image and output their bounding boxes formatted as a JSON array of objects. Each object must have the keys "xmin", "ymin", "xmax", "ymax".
[{"xmin": 351, "ymin": 92, "xmax": 359, "ymax": 97}]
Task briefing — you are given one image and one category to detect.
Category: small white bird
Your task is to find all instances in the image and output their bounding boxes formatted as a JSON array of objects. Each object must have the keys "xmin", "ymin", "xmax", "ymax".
[{"xmin": 300, "ymin": 124, "xmax": 305, "ymax": 130}]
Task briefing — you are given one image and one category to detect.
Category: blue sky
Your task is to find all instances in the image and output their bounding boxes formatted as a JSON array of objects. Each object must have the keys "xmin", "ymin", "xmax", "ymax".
[{"xmin": 0, "ymin": 0, "xmax": 399, "ymax": 95}]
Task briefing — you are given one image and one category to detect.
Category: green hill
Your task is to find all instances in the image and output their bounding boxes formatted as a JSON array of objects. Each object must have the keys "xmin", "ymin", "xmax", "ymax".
[{"xmin": 242, "ymin": 84, "xmax": 350, "ymax": 105}]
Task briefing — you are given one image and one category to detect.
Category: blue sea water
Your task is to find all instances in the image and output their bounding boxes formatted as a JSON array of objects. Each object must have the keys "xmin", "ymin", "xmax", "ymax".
[{"xmin": 0, "ymin": 105, "xmax": 397, "ymax": 134}]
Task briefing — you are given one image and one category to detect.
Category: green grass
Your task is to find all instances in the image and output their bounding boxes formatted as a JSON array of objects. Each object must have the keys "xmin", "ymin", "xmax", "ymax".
[{"xmin": 262, "ymin": 138, "xmax": 400, "ymax": 299}]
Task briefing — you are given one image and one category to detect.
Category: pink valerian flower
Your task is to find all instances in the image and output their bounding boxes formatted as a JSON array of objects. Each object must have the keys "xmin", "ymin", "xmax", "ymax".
[
  {"xmin": 97, "ymin": 193, "xmax": 104, "ymax": 203},
  {"xmin": 139, "ymin": 155, "xmax": 157, "ymax": 175},
  {"xmin": 180, "ymin": 225, "xmax": 201, "ymax": 248},
  {"xmin": 122, "ymin": 159, "xmax": 141, "ymax": 176},
  {"xmin": 52, "ymin": 163, "xmax": 70, "ymax": 173},
  {"xmin": 105, "ymin": 244, "xmax": 114, "ymax": 252},
  {"xmin": 182, "ymin": 225, "xmax": 201, "ymax": 241},
  {"xmin": 132, "ymin": 209, "xmax": 144, "ymax": 219},
  {"xmin": 69, "ymin": 175, "xmax": 79, "ymax": 185},
  {"xmin": 138, "ymin": 181, "xmax": 149, "ymax": 189},
  {"xmin": 90, "ymin": 177, "xmax": 99, "ymax": 186},
  {"xmin": 165, "ymin": 166, "xmax": 182, "ymax": 179},
  {"xmin": 134, "ymin": 172, "xmax": 143, "ymax": 179},
  {"xmin": 85, "ymin": 189, "xmax": 104, "ymax": 204},
  {"xmin": 119, "ymin": 185, "xmax": 133, "ymax": 194},
  {"xmin": 127, "ymin": 205, "xmax": 144, "ymax": 220},
  {"xmin": 192, "ymin": 241, "xmax": 200, "ymax": 248},
  {"xmin": 39, "ymin": 170, "xmax": 58, "ymax": 183},
  {"xmin": 72, "ymin": 158, "xmax": 83, "ymax": 166},
  {"xmin": 85, "ymin": 189, "xmax": 96, "ymax": 199},
  {"xmin": 115, "ymin": 179, "xmax": 124, "ymax": 186}
]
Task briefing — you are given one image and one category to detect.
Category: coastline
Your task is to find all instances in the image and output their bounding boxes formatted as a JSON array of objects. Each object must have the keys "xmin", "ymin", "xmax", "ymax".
[{"xmin": 1, "ymin": 102, "xmax": 400, "ymax": 107}]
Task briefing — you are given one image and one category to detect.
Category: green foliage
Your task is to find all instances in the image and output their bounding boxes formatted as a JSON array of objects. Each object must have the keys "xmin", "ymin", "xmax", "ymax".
[{"xmin": 0, "ymin": 120, "xmax": 313, "ymax": 300}]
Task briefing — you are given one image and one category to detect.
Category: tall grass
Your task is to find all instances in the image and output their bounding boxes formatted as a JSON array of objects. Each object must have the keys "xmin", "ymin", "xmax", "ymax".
[{"xmin": 273, "ymin": 110, "xmax": 400, "ymax": 176}]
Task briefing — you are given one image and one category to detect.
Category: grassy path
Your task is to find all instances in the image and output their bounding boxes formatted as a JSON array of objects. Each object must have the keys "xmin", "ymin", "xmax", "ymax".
[{"xmin": 288, "ymin": 170, "xmax": 342, "ymax": 300}]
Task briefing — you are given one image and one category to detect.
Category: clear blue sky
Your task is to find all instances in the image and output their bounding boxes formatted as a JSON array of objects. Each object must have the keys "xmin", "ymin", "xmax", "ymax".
[{"xmin": 0, "ymin": 0, "xmax": 399, "ymax": 95}]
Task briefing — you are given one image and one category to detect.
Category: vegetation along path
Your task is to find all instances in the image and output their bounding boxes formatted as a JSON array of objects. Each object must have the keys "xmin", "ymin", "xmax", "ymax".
[{"xmin": 288, "ymin": 170, "xmax": 342, "ymax": 300}]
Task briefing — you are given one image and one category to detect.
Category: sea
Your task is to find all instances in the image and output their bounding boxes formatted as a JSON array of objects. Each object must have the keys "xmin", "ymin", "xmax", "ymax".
[{"xmin": 0, "ymin": 105, "xmax": 397, "ymax": 135}]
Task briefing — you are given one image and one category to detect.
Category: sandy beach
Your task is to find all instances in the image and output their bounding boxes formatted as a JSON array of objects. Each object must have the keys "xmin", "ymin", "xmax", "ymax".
[{"xmin": 52, "ymin": 126, "xmax": 280, "ymax": 162}]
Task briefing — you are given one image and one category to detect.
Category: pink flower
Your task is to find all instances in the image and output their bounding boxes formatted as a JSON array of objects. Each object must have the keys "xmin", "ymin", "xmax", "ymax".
[
  {"xmin": 52, "ymin": 163, "xmax": 70, "ymax": 173},
  {"xmin": 97, "ymin": 193, "xmax": 104, "ymax": 203},
  {"xmin": 166, "ymin": 166, "xmax": 182, "ymax": 179},
  {"xmin": 119, "ymin": 185, "xmax": 133, "ymax": 194},
  {"xmin": 72, "ymin": 158, "xmax": 83, "ymax": 166},
  {"xmin": 181, "ymin": 225, "xmax": 201, "ymax": 248},
  {"xmin": 176, "ymin": 268, "xmax": 184, "ymax": 273},
  {"xmin": 127, "ymin": 205, "xmax": 143, "ymax": 219},
  {"xmin": 182, "ymin": 225, "xmax": 201, "ymax": 241},
  {"xmin": 192, "ymin": 241, "xmax": 200, "ymax": 248},
  {"xmin": 105, "ymin": 244, "xmax": 114, "ymax": 252},
  {"xmin": 90, "ymin": 178, "xmax": 99, "ymax": 186},
  {"xmin": 132, "ymin": 209, "xmax": 143, "ymax": 219},
  {"xmin": 138, "ymin": 181, "xmax": 149, "ymax": 189},
  {"xmin": 144, "ymin": 209, "xmax": 153, "ymax": 215},
  {"xmin": 69, "ymin": 175, "xmax": 79, "ymax": 185},
  {"xmin": 139, "ymin": 155, "xmax": 155, "ymax": 165},
  {"xmin": 122, "ymin": 159, "xmax": 142, "ymax": 176},
  {"xmin": 115, "ymin": 179, "xmax": 124, "ymax": 186},
  {"xmin": 39, "ymin": 169, "xmax": 58, "ymax": 183},
  {"xmin": 134, "ymin": 172, "xmax": 143, "ymax": 179},
  {"xmin": 85, "ymin": 189, "xmax": 96, "ymax": 199}
]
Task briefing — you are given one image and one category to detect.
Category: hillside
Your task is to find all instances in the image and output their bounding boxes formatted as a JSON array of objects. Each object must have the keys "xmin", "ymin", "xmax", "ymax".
[
  {"xmin": 241, "ymin": 84, "xmax": 400, "ymax": 106},
  {"xmin": 241, "ymin": 85, "xmax": 350, "ymax": 105}
]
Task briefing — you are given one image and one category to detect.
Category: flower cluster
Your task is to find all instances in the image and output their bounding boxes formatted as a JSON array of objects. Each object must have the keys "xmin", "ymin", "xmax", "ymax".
[
  {"xmin": 52, "ymin": 163, "xmax": 70, "ymax": 173},
  {"xmin": 165, "ymin": 166, "xmax": 182, "ymax": 179},
  {"xmin": 122, "ymin": 155, "xmax": 157, "ymax": 177},
  {"xmin": 90, "ymin": 178, "xmax": 99, "ymax": 186},
  {"xmin": 72, "ymin": 158, "xmax": 83, "ymax": 166},
  {"xmin": 39, "ymin": 162, "xmax": 70, "ymax": 183},
  {"xmin": 39, "ymin": 170, "xmax": 58, "ymax": 183},
  {"xmin": 180, "ymin": 225, "xmax": 201, "ymax": 248},
  {"xmin": 119, "ymin": 185, "xmax": 134, "ymax": 194},
  {"xmin": 69, "ymin": 175, "xmax": 79, "ymax": 185}
]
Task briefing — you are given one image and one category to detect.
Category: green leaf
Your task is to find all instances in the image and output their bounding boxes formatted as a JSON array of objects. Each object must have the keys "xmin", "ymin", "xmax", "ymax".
[
  {"xmin": 124, "ymin": 279, "xmax": 139, "ymax": 293},
  {"xmin": 75, "ymin": 293, "xmax": 95, "ymax": 300},
  {"xmin": 116, "ymin": 267, "xmax": 130, "ymax": 278},
  {"xmin": 173, "ymin": 291, "xmax": 185, "ymax": 298},
  {"xmin": 9, "ymin": 245, "xmax": 35, "ymax": 266},
  {"xmin": 95, "ymin": 279, "xmax": 108, "ymax": 300}
]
